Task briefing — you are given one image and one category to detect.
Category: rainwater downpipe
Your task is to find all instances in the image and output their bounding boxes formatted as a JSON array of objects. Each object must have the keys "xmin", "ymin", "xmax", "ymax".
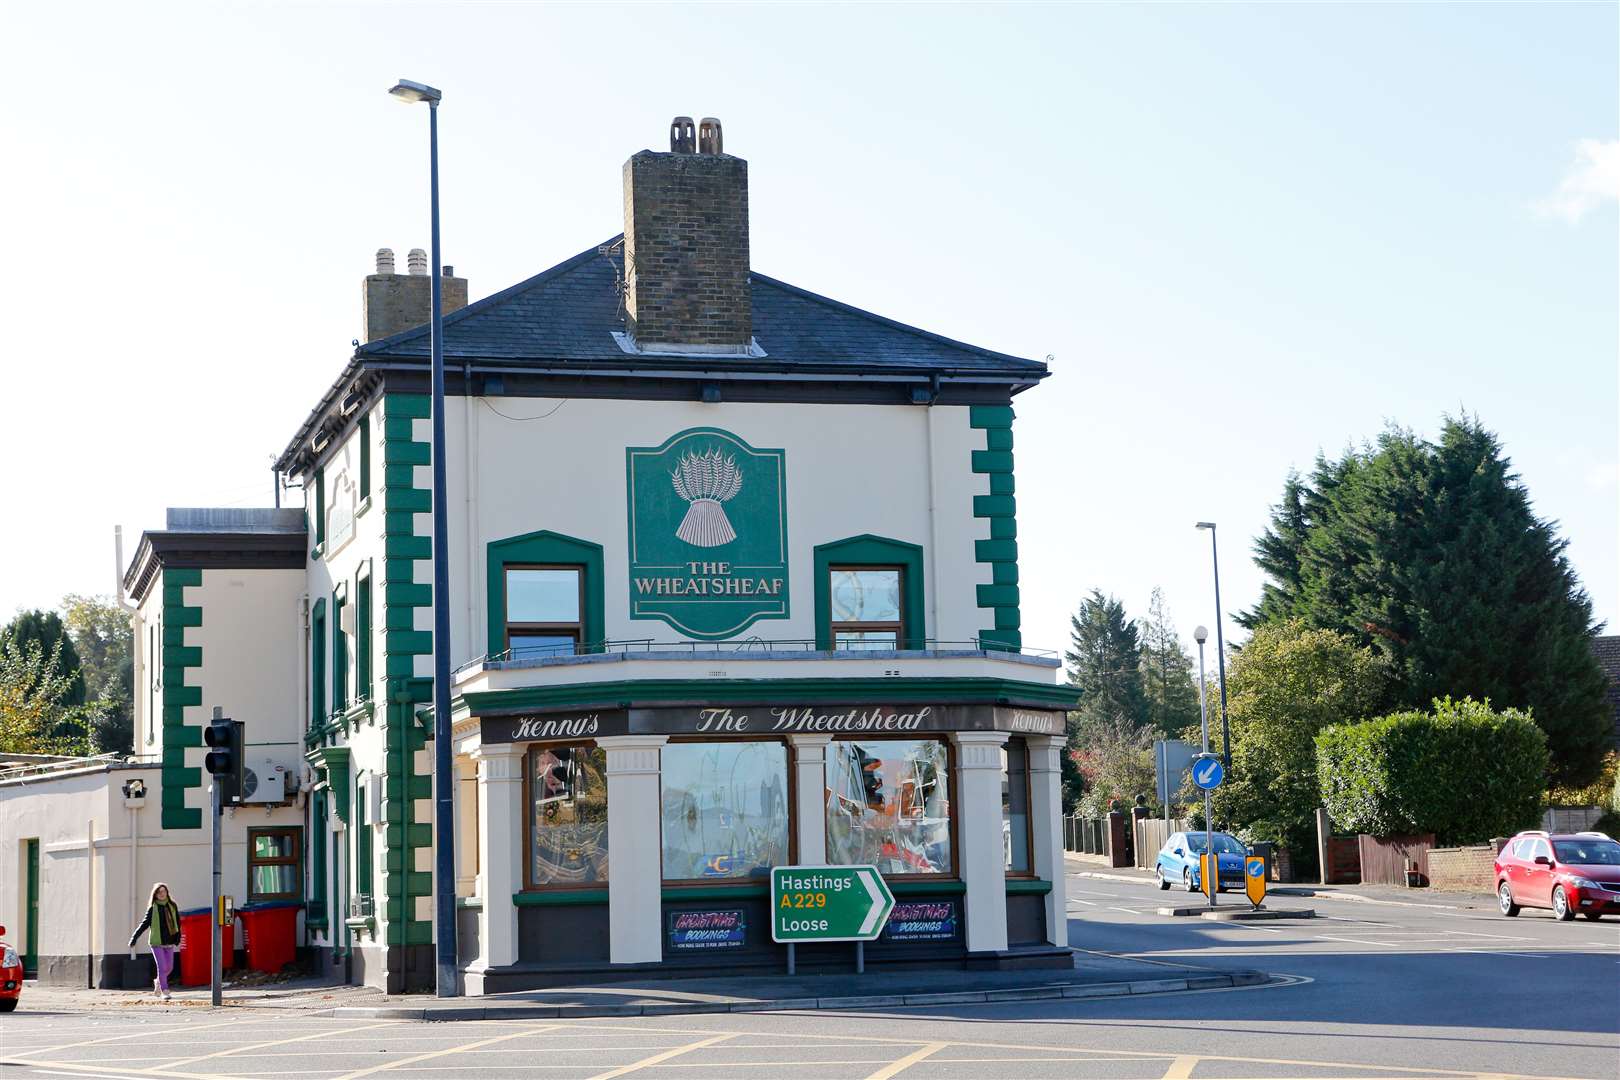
[
  {"xmin": 924, "ymin": 391, "xmax": 940, "ymax": 642},
  {"xmin": 86, "ymin": 818, "xmax": 96, "ymax": 988},
  {"xmin": 127, "ymin": 800, "xmax": 139, "ymax": 964}
]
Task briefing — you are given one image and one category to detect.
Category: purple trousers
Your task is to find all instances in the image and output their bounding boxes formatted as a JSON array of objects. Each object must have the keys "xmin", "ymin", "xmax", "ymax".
[{"xmin": 151, "ymin": 945, "xmax": 176, "ymax": 993}]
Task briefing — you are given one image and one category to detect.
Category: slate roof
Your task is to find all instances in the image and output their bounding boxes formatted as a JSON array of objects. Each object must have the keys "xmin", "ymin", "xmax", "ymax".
[
  {"xmin": 356, "ymin": 237, "xmax": 1049, "ymax": 376},
  {"xmin": 1593, "ymin": 635, "xmax": 1620, "ymax": 747}
]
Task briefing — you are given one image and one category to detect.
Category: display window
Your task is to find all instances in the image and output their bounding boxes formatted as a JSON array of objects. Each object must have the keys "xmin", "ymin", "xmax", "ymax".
[
  {"xmin": 526, "ymin": 744, "xmax": 608, "ymax": 888},
  {"xmin": 826, "ymin": 738, "xmax": 953, "ymax": 876},
  {"xmin": 661, "ymin": 740, "xmax": 790, "ymax": 881},
  {"xmin": 1002, "ymin": 737, "xmax": 1032, "ymax": 875}
]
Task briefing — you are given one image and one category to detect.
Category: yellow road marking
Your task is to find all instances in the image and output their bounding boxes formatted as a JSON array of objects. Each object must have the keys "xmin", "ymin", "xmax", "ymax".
[
  {"xmin": 1161, "ymin": 1055, "xmax": 1199, "ymax": 1079},
  {"xmin": 862, "ymin": 1041, "xmax": 947, "ymax": 1080},
  {"xmin": 584, "ymin": 1033, "xmax": 737, "ymax": 1080},
  {"xmin": 327, "ymin": 1022, "xmax": 562, "ymax": 1080},
  {"xmin": 152, "ymin": 1021, "xmax": 393, "ymax": 1069}
]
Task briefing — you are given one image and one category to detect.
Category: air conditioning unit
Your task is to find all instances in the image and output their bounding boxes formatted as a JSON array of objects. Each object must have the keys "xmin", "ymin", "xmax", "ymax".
[{"xmin": 240, "ymin": 759, "xmax": 287, "ymax": 804}]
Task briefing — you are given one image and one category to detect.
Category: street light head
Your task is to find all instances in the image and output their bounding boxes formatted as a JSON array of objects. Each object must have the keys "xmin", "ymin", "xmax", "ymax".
[
  {"xmin": 1194, "ymin": 625, "xmax": 1209, "ymax": 643},
  {"xmin": 1195, "ymin": 521, "xmax": 1215, "ymax": 530},
  {"xmin": 389, "ymin": 79, "xmax": 442, "ymax": 105}
]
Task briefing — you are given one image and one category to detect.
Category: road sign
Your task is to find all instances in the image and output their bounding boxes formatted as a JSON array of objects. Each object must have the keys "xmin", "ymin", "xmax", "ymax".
[
  {"xmin": 771, "ymin": 865, "xmax": 895, "ymax": 943},
  {"xmin": 1192, "ymin": 756, "xmax": 1224, "ymax": 790},
  {"xmin": 1245, "ymin": 855, "xmax": 1268, "ymax": 908}
]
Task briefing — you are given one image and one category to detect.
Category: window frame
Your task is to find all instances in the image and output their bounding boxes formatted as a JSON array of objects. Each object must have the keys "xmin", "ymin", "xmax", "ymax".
[
  {"xmin": 522, "ymin": 741, "xmax": 610, "ymax": 892},
  {"xmin": 659, "ymin": 735, "xmax": 797, "ymax": 887},
  {"xmin": 247, "ymin": 826, "xmax": 302, "ymax": 902},
  {"xmin": 355, "ymin": 562, "xmax": 373, "ymax": 702},
  {"xmin": 813, "ymin": 535, "xmax": 926, "ymax": 650},
  {"xmin": 503, "ymin": 564, "xmax": 586, "ymax": 658},
  {"xmin": 486, "ymin": 530, "xmax": 605, "ymax": 657},
  {"xmin": 824, "ymin": 735, "xmax": 958, "ymax": 882},
  {"xmin": 310, "ymin": 599, "xmax": 326, "ymax": 727},
  {"xmin": 828, "ymin": 564, "xmax": 906, "ymax": 649},
  {"xmin": 1002, "ymin": 735, "xmax": 1035, "ymax": 878},
  {"xmin": 331, "ymin": 582, "xmax": 349, "ymax": 714}
]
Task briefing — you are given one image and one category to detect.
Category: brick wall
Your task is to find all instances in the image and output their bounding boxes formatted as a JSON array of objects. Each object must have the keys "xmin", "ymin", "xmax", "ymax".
[
  {"xmin": 1427, "ymin": 843, "xmax": 1502, "ymax": 893},
  {"xmin": 623, "ymin": 149, "xmax": 751, "ymax": 346}
]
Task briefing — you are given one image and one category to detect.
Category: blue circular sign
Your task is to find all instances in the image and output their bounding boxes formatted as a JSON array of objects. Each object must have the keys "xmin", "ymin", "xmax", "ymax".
[{"xmin": 1192, "ymin": 757, "xmax": 1225, "ymax": 790}]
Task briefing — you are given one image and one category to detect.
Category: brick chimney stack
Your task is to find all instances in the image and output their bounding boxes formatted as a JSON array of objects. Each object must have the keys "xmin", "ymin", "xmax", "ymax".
[
  {"xmin": 622, "ymin": 116, "xmax": 751, "ymax": 349},
  {"xmin": 363, "ymin": 247, "xmax": 469, "ymax": 343}
]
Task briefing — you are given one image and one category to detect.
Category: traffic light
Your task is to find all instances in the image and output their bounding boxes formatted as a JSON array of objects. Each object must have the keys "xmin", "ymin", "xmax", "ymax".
[{"xmin": 203, "ymin": 715, "xmax": 244, "ymax": 806}]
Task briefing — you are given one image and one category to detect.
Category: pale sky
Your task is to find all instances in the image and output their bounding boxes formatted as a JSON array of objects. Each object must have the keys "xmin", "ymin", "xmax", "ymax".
[{"xmin": 4, "ymin": 2, "xmax": 1616, "ymax": 660}]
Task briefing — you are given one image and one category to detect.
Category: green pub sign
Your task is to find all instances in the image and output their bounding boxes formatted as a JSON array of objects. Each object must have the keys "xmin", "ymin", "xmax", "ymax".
[{"xmin": 626, "ymin": 427, "xmax": 789, "ymax": 639}]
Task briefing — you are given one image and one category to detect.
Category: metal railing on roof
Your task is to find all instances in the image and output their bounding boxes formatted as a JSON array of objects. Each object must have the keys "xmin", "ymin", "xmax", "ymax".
[
  {"xmin": 0, "ymin": 753, "xmax": 123, "ymax": 783},
  {"xmin": 455, "ymin": 637, "xmax": 1057, "ymax": 676}
]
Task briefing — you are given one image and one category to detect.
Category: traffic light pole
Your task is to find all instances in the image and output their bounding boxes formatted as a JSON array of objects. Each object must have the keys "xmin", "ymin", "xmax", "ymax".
[
  {"xmin": 204, "ymin": 705, "xmax": 238, "ymax": 1008},
  {"xmin": 211, "ymin": 774, "xmax": 222, "ymax": 1007}
]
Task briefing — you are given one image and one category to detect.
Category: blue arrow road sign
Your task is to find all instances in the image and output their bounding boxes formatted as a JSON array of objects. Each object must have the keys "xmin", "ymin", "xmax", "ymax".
[{"xmin": 1192, "ymin": 757, "xmax": 1225, "ymax": 790}]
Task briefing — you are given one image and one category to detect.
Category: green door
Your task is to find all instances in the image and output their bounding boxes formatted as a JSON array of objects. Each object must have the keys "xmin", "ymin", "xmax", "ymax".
[{"xmin": 23, "ymin": 838, "xmax": 39, "ymax": 976}]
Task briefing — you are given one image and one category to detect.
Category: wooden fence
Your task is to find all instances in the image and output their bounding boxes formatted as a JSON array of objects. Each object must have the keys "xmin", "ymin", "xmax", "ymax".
[
  {"xmin": 1132, "ymin": 818, "xmax": 1190, "ymax": 870},
  {"xmin": 1357, "ymin": 833, "xmax": 1435, "ymax": 886}
]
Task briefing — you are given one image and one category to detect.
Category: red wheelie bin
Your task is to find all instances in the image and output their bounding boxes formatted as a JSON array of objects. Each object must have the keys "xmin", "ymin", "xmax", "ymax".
[
  {"xmin": 237, "ymin": 901, "xmax": 301, "ymax": 974},
  {"xmin": 176, "ymin": 907, "xmax": 234, "ymax": 987}
]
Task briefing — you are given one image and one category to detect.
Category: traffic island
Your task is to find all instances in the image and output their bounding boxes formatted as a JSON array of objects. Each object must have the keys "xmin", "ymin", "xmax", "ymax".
[{"xmin": 1200, "ymin": 907, "xmax": 1315, "ymax": 921}]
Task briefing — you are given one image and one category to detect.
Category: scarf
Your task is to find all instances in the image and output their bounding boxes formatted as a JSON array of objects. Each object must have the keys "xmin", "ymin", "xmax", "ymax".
[{"xmin": 149, "ymin": 900, "xmax": 180, "ymax": 946}]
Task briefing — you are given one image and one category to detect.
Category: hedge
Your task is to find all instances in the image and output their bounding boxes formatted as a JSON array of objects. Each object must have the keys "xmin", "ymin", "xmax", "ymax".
[{"xmin": 1315, "ymin": 697, "xmax": 1547, "ymax": 845}]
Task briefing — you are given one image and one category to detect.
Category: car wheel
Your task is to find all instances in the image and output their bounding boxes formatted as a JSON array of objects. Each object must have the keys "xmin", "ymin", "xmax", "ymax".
[
  {"xmin": 1551, "ymin": 886, "xmax": 1575, "ymax": 922},
  {"xmin": 1583, "ymin": 913, "xmax": 1603, "ymax": 921},
  {"xmin": 1183, "ymin": 868, "xmax": 1197, "ymax": 893},
  {"xmin": 0, "ymin": 998, "xmax": 16, "ymax": 1013},
  {"xmin": 1497, "ymin": 882, "xmax": 1520, "ymax": 917},
  {"xmin": 1155, "ymin": 866, "xmax": 1171, "ymax": 891}
]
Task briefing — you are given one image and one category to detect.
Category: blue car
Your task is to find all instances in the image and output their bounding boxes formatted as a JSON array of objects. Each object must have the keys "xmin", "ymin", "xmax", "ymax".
[{"xmin": 1155, "ymin": 831, "xmax": 1248, "ymax": 892}]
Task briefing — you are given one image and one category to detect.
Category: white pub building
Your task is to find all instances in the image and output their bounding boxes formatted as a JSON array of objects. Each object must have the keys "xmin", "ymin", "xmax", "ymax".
[{"xmin": 3, "ymin": 118, "xmax": 1076, "ymax": 994}]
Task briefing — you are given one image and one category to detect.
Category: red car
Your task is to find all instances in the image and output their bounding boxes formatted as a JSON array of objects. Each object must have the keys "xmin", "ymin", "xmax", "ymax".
[
  {"xmin": 1495, "ymin": 831, "xmax": 1620, "ymax": 921},
  {"xmin": 0, "ymin": 924, "xmax": 21, "ymax": 1012}
]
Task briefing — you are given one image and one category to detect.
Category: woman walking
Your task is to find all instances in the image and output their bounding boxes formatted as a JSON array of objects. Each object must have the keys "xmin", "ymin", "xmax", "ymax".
[{"xmin": 129, "ymin": 883, "xmax": 182, "ymax": 1000}]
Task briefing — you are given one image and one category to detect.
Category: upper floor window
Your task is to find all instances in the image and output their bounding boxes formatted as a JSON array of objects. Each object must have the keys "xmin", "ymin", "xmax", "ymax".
[
  {"xmin": 505, "ymin": 566, "xmax": 582, "ymax": 658},
  {"xmin": 830, "ymin": 567, "xmax": 904, "ymax": 650}
]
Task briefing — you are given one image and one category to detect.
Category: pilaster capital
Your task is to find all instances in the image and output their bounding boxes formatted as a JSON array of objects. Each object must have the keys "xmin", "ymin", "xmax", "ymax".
[
  {"xmin": 950, "ymin": 729, "xmax": 1008, "ymax": 770},
  {"xmin": 471, "ymin": 742, "xmax": 526, "ymax": 783},
  {"xmin": 598, "ymin": 734, "xmax": 668, "ymax": 776},
  {"xmin": 1022, "ymin": 734, "xmax": 1064, "ymax": 774},
  {"xmin": 788, "ymin": 733, "xmax": 834, "ymax": 759}
]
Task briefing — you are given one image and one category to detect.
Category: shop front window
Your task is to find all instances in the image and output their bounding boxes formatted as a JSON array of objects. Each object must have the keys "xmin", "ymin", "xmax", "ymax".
[
  {"xmin": 826, "ymin": 738, "xmax": 952, "ymax": 875},
  {"xmin": 529, "ymin": 745, "xmax": 608, "ymax": 887},
  {"xmin": 830, "ymin": 567, "xmax": 903, "ymax": 650},
  {"xmin": 661, "ymin": 742, "xmax": 790, "ymax": 880},
  {"xmin": 506, "ymin": 566, "xmax": 583, "ymax": 658},
  {"xmin": 1002, "ymin": 737, "xmax": 1031, "ymax": 874}
]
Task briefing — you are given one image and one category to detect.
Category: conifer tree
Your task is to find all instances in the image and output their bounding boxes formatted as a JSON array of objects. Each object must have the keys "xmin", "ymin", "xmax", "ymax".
[
  {"xmin": 1244, "ymin": 416, "xmax": 1610, "ymax": 785},
  {"xmin": 1138, "ymin": 588, "xmax": 1200, "ymax": 738}
]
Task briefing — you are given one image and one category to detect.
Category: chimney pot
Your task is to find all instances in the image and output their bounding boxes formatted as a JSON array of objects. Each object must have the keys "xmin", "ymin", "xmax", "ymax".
[
  {"xmin": 442, "ymin": 265, "xmax": 454, "ymax": 277},
  {"xmin": 376, "ymin": 248, "xmax": 396, "ymax": 274},
  {"xmin": 670, "ymin": 116, "xmax": 696, "ymax": 154},
  {"xmin": 407, "ymin": 248, "xmax": 428, "ymax": 275},
  {"xmin": 364, "ymin": 258, "xmax": 469, "ymax": 342},
  {"xmin": 698, "ymin": 118, "xmax": 723, "ymax": 155}
]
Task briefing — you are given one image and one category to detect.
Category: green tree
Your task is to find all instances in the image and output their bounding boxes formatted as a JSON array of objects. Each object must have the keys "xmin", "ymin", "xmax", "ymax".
[
  {"xmin": 1243, "ymin": 415, "xmax": 1610, "ymax": 786},
  {"xmin": 0, "ymin": 637, "xmax": 89, "ymax": 755},
  {"xmin": 1138, "ymin": 588, "xmax": 1200, "ymax": 738},
  {"xmin": 1, "ymin": 610, "xmax": 85, "ymax": 707},
  {"xmin": 61, "ymin": 594, "xmax": 134, "ymax": 754},
  {"xmin": 1063, "ymin": 590, "xmax": 1147, "ymax": 811},
  {"xmin": 1195, "ymin": 620, "xmax": 1389, "ymax": 871},
  {"xmin": 1073, "ymin": 718, "xmax": 1157, "ymax": 817}
]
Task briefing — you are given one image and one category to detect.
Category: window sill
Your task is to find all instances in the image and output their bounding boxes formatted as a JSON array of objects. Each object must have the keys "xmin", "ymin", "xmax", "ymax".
[
  {"xmin": 455, "ymin": 897, "xmax": 483, "ymax": 910},
  {"xmin": 889, "ymin": 879, "xmax": 967, "ymax": 896},
  {"xmin": 310, "ymin": 542, "xmax": 324, "ymax": 562},
  {"xmin": 1005, "ymin": 878, "xmax": 1052, "ymax": 895},
  {"xmin": 356, "ymin": 495, "xmax": 372, "ymax": 519},
  {"xmin": 661, "ymin": 883, "xmax": 769, "ymax": 901}
]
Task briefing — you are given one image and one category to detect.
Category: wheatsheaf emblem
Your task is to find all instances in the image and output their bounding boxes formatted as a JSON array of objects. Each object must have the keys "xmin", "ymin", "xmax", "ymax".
[
  {"xmin": 627, "ymin": 427, "xmax": 790, "ymax": 639},
  {"xmin": 671, "ymin": 449, "xmax": 743, "ymax": 547}
]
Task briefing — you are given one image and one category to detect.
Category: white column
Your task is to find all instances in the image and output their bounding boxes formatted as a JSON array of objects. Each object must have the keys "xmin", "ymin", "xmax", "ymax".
[
  {"xmin": 598, "ymin": 735, "xmax": 667, "ymax": 965},
  {"xmin": 469, "ymin": 744, "xmax": 524, "ymax": 975},
  {"xmin": 951, "ymin": 730, "xmax": 1009, "ymax": 954},
  {"xmin": 789, "ymin": 735, "xmax": 832, "ymax": 864},
  {"xmin": 1025, "ymin": 734, "xmax": 1068, "ymax": 947}
]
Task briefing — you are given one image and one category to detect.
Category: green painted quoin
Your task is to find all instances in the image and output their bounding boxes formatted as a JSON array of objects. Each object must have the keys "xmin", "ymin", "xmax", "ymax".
[
  {"xmin": 970, "ymin": 405, "xmax": 1021, "ymax": 650},
  {"xmin": 379, "ymin": 392, "xmax": 435, "ymax": 949},
  {"xmin": 160, "ymin": 566, "xmax": 203, "ymax": 830}
]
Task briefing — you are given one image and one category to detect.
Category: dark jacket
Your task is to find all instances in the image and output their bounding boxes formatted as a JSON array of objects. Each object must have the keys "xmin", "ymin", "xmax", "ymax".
[{"xmin": 129, "ymin": 901, "xmax": 182, "ymax": 949}]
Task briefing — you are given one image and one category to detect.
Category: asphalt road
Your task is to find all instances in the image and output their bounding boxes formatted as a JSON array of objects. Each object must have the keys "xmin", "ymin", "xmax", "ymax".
[{"xmin": 1, "ymin": 869, "xmax": 1614, "ymax": 1080}]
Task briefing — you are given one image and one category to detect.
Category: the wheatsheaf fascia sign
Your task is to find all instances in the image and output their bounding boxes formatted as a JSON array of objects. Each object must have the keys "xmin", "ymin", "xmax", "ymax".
[{"xmin": 626, "ymin": 427, "xmax": 790, "ymax": 639}]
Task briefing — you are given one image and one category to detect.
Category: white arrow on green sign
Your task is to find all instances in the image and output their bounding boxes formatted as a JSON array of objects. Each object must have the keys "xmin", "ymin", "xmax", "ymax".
[{"xmin": 770, "ymin": 864, "xmax": 896, "ymax": 943}]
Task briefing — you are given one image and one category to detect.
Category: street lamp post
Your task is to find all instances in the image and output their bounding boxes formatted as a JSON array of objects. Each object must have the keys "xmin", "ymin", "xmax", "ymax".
[
  {"xmin": 1193, "ymin": 625, "xmax": 1215, "ymax": 910},
  {"xmin": 1195, "ymin": 522, "xmax": 1231, "ymax": 772},
  {"xmin": 389, "ymin": 77, "xmax": 457, "ymax": 998}
]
